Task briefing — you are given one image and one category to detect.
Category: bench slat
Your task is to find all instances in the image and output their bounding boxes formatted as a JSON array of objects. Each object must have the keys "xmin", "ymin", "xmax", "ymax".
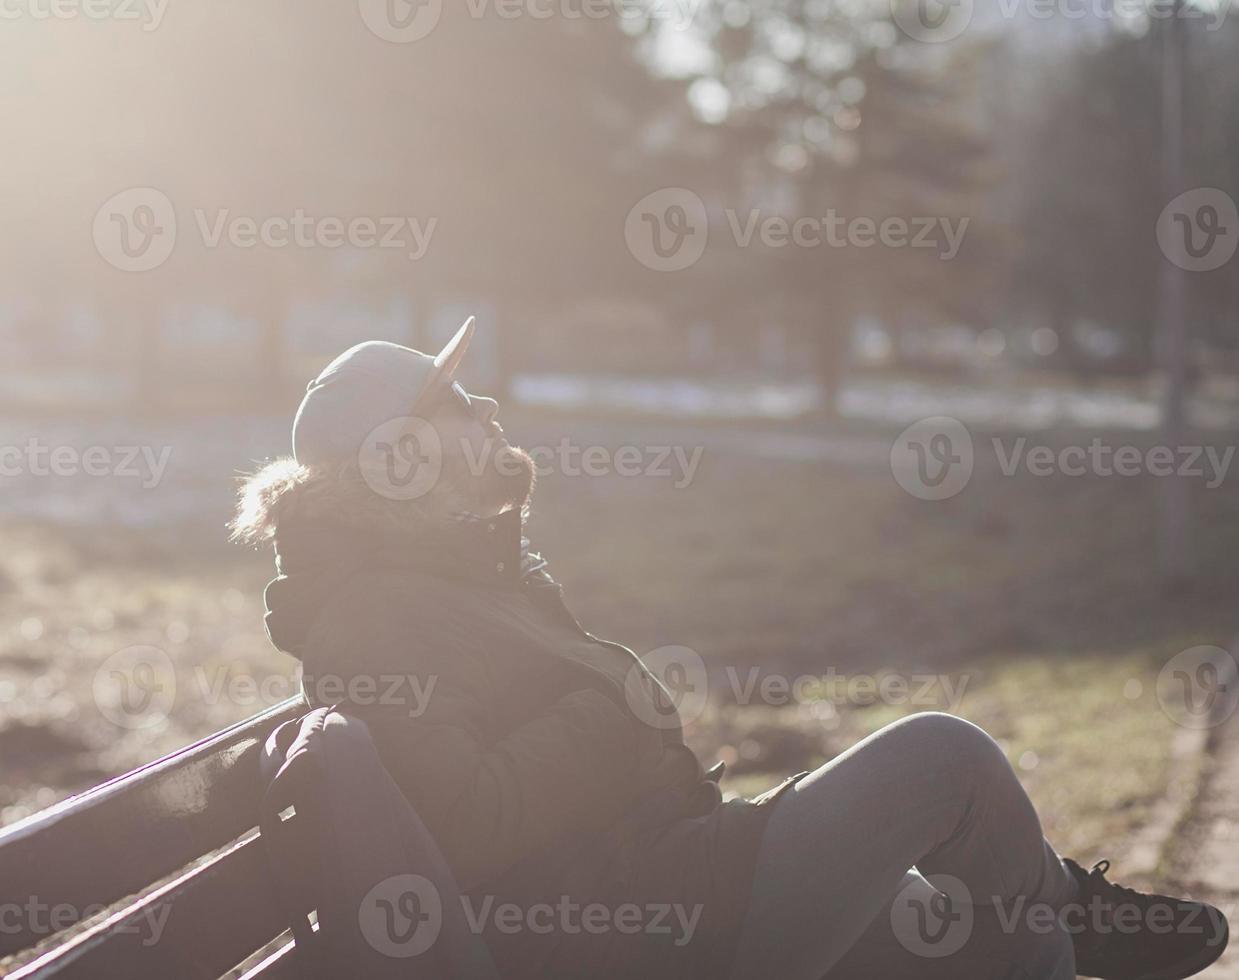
[
  {"xmin": 233, "ymin": 936, "xmax": 299, "ymax": 980},
  {"xmin": 0, "ymin": 697, "xmax": 305, "ymax": 959},
  {"xmin": 231, "ymin": 934, "xmax": 299, "ymax": 980},
  {"xmin": 6, "ymin": 831, "xmax": 293, "ymax": 979}
]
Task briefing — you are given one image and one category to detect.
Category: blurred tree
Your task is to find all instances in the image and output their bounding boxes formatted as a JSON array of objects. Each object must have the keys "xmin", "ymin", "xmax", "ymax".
[
  {"xmin": 1015, "ymin": 14, "xmax": 1239, "ymax": 376},
  {"xmin": 3, "ymin": 3, "xmax": 699, "ymax": 407},
  {"xmin": 171, "ymin": 2, "xmax": 707, "ymax": 401},
  {"xmin": 1014, "ymin": 26, "xmax": 1161, "ymax": 374},
  {"xmin": 633, "ymin": 5, "xmax": 999, "ymax": 404}
]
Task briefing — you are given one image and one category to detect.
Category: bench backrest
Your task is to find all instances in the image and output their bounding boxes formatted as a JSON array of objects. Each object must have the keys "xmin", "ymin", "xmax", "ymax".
[{"xmin": 0, "ymin": 698, "xmax": 307, "ymax": 979}]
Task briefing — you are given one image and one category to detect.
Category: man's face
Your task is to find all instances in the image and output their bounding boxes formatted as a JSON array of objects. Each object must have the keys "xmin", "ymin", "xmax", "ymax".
[{"xmin": 427, "ymin": 381, "xmax": 535, "ymax": 517}]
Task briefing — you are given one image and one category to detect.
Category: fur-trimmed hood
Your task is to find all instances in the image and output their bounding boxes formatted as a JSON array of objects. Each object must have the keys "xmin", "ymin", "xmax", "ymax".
[
  {"xmin": 230, "ymin": 457, "xmax": 456, "ymax": 547},
  {"xmin": 232, "ymin": 458, "xmax": 532, "ymax": 659}
]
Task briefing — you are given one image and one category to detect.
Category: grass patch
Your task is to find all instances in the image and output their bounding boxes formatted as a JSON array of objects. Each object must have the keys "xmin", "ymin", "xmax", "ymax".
[
  {"xmin": 1, "ymin": 428, "xmax": 1235, "ymax": 879},
  {"xmin": 684, "ymin": 648, "xmax": 1177, "ymax": 867}
]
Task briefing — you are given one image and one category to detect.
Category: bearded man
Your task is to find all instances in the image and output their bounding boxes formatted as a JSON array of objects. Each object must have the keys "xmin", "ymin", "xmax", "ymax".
[{"xmin": 233, "ymin": 319, "xmax": 1228, "ymax": 980}]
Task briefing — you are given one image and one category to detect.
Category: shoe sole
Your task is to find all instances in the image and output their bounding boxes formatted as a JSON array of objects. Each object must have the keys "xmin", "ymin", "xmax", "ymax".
[{"xmin": 1135, "ymin": 916, "xmax": 1229, "ymax": 980}]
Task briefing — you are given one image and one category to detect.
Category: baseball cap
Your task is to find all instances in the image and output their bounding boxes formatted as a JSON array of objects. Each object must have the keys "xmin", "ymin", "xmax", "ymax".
[{"xmin": 291, "ymin": 316, "xmax": 474, "ymax": 467}]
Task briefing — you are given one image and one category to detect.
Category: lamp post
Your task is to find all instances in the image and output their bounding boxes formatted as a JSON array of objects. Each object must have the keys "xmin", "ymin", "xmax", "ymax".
[{"xmin": 1158, "ymin": 0, "xmax": 1189, "ymax": 586}]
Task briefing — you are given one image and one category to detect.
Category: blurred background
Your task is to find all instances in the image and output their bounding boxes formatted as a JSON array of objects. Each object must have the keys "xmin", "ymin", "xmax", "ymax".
[{"xmin": 2, "ymin": 0, "xmax": 1239, "ymax": 947}]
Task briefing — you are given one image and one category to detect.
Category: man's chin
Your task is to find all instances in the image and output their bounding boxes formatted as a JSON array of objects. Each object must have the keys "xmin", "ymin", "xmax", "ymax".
[{"xmin": 485, "ymin": 445, "xmax": 536, "ymax": 515}]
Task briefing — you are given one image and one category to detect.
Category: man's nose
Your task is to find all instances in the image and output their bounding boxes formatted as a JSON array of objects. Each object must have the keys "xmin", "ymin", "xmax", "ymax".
[{"xmin": 470, "ymin": 394, "xmax": 499, "ymax": 425}]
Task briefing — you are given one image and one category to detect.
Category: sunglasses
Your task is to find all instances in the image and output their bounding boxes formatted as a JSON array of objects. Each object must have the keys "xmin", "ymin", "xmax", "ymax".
[{"xmin": 439, "ymin": 380, "xmax": 476, "ymax": 417}]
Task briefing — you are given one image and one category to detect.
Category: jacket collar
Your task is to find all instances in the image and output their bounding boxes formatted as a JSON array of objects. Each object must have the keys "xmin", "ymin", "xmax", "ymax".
[
  {"xmin": 271, "ymin": 505, "xmax": 528, "ymax": 589},
  {"xmin": 439, "ymin": 506, "xmax": 525, "ymax": 586},
  {"xmin": 266, "ymin": 506, "xmax": 553, "ymax": 659}
]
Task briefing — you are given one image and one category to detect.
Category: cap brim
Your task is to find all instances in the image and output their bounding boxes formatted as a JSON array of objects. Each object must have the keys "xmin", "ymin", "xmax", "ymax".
[
  {"xmin": 413, "ymin": 316, "xmax": 475, "ymax": 413},
  {"xmin": 434, "ymin": 315, "xmax": 475, "ymax": 373}
]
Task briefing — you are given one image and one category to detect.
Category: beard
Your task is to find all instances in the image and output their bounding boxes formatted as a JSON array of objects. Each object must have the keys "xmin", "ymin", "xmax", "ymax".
[
  {"xmin": 432, "ymin": 440, "xmax": 535, "ymax": 518},
  {"xmin": 479, "ymin": 442, "xmax": 536, "ymax": 516}
]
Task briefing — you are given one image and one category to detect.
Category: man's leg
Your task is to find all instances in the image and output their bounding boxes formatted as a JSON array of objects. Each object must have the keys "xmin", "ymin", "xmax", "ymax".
[{"xmin": 728, "ymin": 712, "xmax": 1078, "ymax": 980}]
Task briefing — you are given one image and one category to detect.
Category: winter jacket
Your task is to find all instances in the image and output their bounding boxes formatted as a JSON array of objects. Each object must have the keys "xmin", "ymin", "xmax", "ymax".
[{"xmin": 262, "ymin": 500, "xmax": 792, "ymax": 979}]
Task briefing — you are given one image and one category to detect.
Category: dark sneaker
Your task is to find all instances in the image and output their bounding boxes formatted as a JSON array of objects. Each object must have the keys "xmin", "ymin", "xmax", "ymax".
[{"xmin": 1065, "ymin": 859, "xmax": 1229, "ymax": 979}]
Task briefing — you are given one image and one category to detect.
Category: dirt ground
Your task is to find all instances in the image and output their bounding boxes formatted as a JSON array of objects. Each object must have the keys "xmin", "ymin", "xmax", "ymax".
[{"xmin": 2, "ymin": 416, "xmax": 1237, "ymax": 884}]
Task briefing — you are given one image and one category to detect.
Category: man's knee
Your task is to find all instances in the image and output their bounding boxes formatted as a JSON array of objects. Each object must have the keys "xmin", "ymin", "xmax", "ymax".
[{"xmin": 881, "ymin": 712, "xmax": 1010, "ymax": 779}]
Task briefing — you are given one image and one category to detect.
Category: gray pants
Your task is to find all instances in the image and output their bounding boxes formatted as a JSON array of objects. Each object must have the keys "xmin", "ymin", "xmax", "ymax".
[{"xmin": 730, "ymin": 712, "xmax": 1080, "ymax": 980}]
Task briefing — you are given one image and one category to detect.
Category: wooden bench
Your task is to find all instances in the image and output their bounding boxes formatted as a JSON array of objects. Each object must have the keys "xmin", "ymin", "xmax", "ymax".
[{"xmin": 0, "ymin": 698, "xmax": 308, "ymax": 979}]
